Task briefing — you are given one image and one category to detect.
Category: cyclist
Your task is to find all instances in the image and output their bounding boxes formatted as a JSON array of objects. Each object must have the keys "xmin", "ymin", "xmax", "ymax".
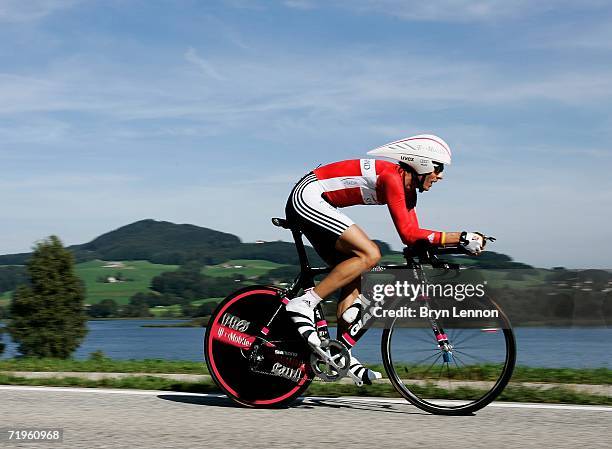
[{"xmin": 284, "ymin": 134, "xmax": 486, "ymax": 385}]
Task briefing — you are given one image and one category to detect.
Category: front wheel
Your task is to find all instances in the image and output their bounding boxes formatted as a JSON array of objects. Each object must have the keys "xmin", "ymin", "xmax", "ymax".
[
  {"xmin": 204, "ymin": 285, "xmax": 313, "ymax": 408},
  {"xmin": 381, "ymin": 297, "xmax": 516, "ymax": 415}
]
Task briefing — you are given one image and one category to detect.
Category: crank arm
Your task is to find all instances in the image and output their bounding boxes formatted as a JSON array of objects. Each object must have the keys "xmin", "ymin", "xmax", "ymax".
[
  {"xmin": 312, "ymin": 343, "xmax": 362, "ymax": 386},
  {"xmin": 313, "ymin": 346, "xmax": 345, "ymax": 372},
  {"xmin": 346, "ymin": 369, "xmax": 363, "ymax": 387}
]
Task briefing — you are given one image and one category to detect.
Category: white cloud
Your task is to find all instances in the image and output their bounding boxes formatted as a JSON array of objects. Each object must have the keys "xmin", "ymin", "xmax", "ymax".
[
  {"xmin": 0, "ymin": 118, "xmax": 71, "ymax": 144},
  {"xmin": 283, "ymin": 0, "xmax": 316, "ymax": 10},
  {"xmin": 0, "ymin": 173, "xmax": 140, "ymax": 191},
  {"xmin": 2, "ymin": 49, "xmax": 610, "ymax": 134},
  {"xmin": 184, "ymin": 47, "xmax": 225, "ymax": 81},
  {"xmin": 527, "ymin": 21, "xmax": 612, "ymax": 51},
  {"xmin": 0, "ymin": 0, "xmax": 79, "ymax": 22},
  {"xmin": 221, "ymin": 0, "xmax": 266, "ymax": 11},
  {"xmin": 282, "ymin": 0, "xmax": 610, "ymax": 23}
]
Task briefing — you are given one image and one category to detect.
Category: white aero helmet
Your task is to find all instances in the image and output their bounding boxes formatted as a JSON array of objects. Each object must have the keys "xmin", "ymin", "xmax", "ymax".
[{"xmin": 367, "ymin": 134, "xmax": 452, "ymax": 175}]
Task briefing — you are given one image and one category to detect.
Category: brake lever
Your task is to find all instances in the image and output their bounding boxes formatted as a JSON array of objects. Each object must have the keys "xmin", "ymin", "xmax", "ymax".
[{"xmin": 475, "ymin": 233, "xmax": 496, "ymax": 244}]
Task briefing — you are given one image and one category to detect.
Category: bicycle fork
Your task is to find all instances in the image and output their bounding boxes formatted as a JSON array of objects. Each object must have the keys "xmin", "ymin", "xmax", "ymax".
[{"xmin": 419, "ymin": 296, "xmax": 454, "ymax": 362}]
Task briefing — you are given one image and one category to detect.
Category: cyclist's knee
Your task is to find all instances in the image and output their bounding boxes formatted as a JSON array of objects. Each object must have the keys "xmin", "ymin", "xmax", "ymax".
[{"xmin": 360, "ymin": 244, "xmax": 381, "ymax": 270}]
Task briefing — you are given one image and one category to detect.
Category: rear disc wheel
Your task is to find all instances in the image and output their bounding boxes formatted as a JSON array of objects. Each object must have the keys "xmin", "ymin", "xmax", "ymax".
[{"xmin": 204, "ymin": 286, "xmax": 313, "ymax": 407}]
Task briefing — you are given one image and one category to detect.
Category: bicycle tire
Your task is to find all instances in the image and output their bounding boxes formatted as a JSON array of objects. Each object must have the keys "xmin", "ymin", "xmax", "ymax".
[
  {"xmin": 381, "ymin": 298, "xmax": 516, "ymax": 415},
  {"xmin": 204, "ymin": 285, "xmax": 313, "ymax": 408}
]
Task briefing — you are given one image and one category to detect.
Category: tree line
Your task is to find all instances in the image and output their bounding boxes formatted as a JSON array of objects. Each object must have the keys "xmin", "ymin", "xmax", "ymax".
[{"xmin": 85, "ymin": 261, "xmax": 288, "ymax": 319}]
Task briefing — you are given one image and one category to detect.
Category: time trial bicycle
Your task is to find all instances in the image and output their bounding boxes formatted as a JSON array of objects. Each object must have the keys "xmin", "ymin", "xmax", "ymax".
[{"xmin": 204, "ymin": 217, "xmax": 516, "ymax": 415}]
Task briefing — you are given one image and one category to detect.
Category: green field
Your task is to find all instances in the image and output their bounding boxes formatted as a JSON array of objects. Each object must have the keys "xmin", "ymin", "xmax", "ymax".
[
  {"xmin": 1, "ymin": 259, "xmax": 285, "ymax": 307},
  {"xmin": 75, "ymin": 260, "xmax": 179, "ymax": 305},
  {"xmin": 0, "ymin": 291, "xmax": 10, "ymax": 306},
  {"xmin": 201, "ymin": 259, "xmax": 287, "ymax": 278},
  {"xmin": 1, "ymin": 260, "xmax": 180, "ymax": 305},
  {"xmin": 149, "ymin": 304, "xmax": 183, "ymax": 317},
  {"xmin": 147, "ymin": 298, "xmax": 223, "ymax": 317},
  {"xmin": 190, "ymin": 297, "xmax": 224, "ymax": 306}
]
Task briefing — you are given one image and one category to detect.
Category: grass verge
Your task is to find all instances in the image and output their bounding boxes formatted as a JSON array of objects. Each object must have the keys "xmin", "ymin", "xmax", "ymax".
[
  {"xmin": 0, "ymin": 374, "xmax": 609, "ymax": 406},
  {"xmin": 1, "ymin": 358, "xmax": 611, "ymax": 385},
  {"xmin": 0, "ymin": 374, "xmax": 217, "ymax": 393},
  {"xmin": 0, "ymin": 357, "xmax": 209, "ymax": 374},
  {"xmin": 372, "ymin": 363, "xmax": 612, "ymax": 385}
]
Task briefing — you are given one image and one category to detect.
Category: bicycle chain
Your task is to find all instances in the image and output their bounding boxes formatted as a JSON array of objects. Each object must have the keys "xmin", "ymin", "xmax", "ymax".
[{"xmin": 249, "ymin": 366, "xmax": 342, "ymax": 383}]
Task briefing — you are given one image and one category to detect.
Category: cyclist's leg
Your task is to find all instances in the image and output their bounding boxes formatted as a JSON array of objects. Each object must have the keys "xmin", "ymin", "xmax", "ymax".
[
  {"xmin": 337, "ymin": 278, "xmax": 360, "ymax": 320},
  {"xmin": 287, "ymin": 225, "xmax": 380, "ymax": 345},
  {"xmin": 284, "ymin": 174, "xmax": 379, "ymax": 348},
  {"xmin": 312, "ymin": 224, "xmax": 380, "ymax": 298},
  {"xmin": 309, "ymin": 226, "xmax": 382, "ymax": 384},
  {"xmin": 335, "ymin": 279, "xmax": 383, "ymax": 384},
  {"xmin": 287, "ymin": 225, "xmax": 380, "ymax": 342}
]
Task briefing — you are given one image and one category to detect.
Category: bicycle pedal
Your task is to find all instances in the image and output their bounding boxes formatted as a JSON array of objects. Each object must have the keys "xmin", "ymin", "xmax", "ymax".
[
  {"xmin": 309, "ymin": 339, "xmax": 350, "ymax": 382},
  {"xmin": 349, "ymin": 373, "xmax": 364, "ymax": 387}
]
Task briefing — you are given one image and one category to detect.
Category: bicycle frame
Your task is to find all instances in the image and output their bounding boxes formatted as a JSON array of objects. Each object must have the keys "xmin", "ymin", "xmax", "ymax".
[{"xmin": 276, "ymin": 222, "xmax": 460, "ymax": 356}]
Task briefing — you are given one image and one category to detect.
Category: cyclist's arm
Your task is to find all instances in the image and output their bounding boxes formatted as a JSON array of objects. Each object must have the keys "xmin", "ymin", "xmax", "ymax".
[
  {"xmin": 442, "ymin": 232, "xmax": 461, "ymax": 246},
  {"xmin": 381, "ymin": 172, "xmax": 460, "ymax": 246}
]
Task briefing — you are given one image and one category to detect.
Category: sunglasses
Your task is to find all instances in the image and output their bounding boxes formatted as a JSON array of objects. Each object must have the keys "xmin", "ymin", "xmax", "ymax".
[{"xmin": 433, "ymin": 163, "xmax": 444, "ymax": 174}]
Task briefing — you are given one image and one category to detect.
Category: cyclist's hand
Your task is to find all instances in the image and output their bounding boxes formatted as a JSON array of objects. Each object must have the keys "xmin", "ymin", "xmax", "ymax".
[{"xmin": 460, "ymin": 231, "xmax": 485, "ymax": 255}]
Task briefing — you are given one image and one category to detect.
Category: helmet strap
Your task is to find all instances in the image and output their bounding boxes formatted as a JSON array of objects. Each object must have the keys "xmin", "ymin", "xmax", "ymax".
[
  {"xmin": 417, "ymin": 174, "xmax": 427, "ymax": 193},
  {"xmin": 400, "ymin": 163, "xmax": 427, "ymax": 193}
]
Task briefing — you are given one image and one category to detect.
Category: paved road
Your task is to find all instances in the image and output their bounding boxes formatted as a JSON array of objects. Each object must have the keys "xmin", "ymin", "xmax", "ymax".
[{"xmin": 0, "ymin": 386, "xmax": 610, "ymax": 449}]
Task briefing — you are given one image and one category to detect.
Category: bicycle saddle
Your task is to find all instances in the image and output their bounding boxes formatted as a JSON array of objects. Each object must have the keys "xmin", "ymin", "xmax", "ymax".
[{"xmin": 271, "ymin": 217, "xmax": 292, "ymax": 229}]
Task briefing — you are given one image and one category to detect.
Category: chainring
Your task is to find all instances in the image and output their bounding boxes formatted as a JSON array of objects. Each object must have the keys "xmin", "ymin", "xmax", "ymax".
[{"xmin": 309, "ymin": 339, "xmax": 350, "ymax": 382}]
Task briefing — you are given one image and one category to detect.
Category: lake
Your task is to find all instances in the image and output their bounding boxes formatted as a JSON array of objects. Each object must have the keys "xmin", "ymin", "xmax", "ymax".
[{"xmin": 1, "ymin": 320, "xmax": 610, "ymax": 368}]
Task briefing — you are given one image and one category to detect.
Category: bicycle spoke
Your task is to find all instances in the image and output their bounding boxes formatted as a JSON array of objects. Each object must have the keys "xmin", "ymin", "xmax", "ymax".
[
  {"xmin": 437, "ymin": 361, "xmax": 446, "ymax": 380},
  {"xmin": 453, "ymin": 357, "xmax": 462, "ymax": 372},
  {"xmin": 452, "ymin": 331, "xmax": 485, "ymax": 348},
  {"xmin": 454, "ymin": 349, "xmax": 492, "ymax": 364},
  {"xmin": 454, "ymin": 353, "xmax": 478, "ymax": 374},
  {"xmin": 449, "ymin": 328, "xmax": 465, "ymax": 344},
  {"xmin": 423, "ymin": 353, "xmax": 443, "ymax": 376},
  {"xmin": 453, "ymin": 345, "xmax": 494, "ymax": 351},
  {"xmin": 453, "ymin": 353, "xmax": 468, "ymax": 368},
  {"xmin": 412, "ymin": 333, "xmax": 438, "ymax": 346},
  {"xmin": 410, "ymin": 350, "xmax": 443, "ymax": 367},
  {"xmin": 404, "ymin": 348, "xmax": 440, "ymax": 354},
  {"xmin": 453, "ymin": 353, "xmax": 477, "ymax": 380}
]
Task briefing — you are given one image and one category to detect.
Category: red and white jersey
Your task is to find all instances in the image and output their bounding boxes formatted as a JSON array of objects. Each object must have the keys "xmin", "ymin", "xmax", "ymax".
[{"xmin": 313, "ymin": 159, "xmax": 443, "ymax": 245}]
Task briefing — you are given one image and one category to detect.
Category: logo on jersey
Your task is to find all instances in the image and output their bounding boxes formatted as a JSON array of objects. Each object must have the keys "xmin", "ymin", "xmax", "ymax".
[
  {"xmin": 342, "ymin": 178, "xmax": 360, "ymax": 187},
  {"xmin": 427, "ymin": 233, "xmax": 435, "ymax": 243}
]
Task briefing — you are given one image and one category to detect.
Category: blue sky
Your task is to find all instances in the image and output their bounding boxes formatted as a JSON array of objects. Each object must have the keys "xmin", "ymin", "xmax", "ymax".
[{"xmin": 1, "ymin": 0, "xmax": 611, "ymax": 267}]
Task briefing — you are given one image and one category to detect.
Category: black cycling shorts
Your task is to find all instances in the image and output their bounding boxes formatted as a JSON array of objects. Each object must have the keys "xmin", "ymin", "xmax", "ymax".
[{"xmin": 285, "ymin": 172, "xmax": 354, "ymax": 265}]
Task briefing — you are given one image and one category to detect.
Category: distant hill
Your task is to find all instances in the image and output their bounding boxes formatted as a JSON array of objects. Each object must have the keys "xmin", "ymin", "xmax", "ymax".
[
  {"xmin": 71, "ymin": 219, "xmax": 241, "ymax": 264},
  {"xmin": 0, "ymin": 218, "xmax": 532, "ymax": 270},
  {"xmin": 0, "ymin": 219, "xmax": 325, "ymax": 267},
  {"xmin": 448, "ymin": 251, "xmax": 533, "ymax": 269}
]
